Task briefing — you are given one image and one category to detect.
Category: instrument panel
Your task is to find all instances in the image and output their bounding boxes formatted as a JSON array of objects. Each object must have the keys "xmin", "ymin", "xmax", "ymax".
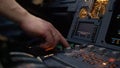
[
  {"xmin": 67, "ymin": 0, "xmax": 120, "ymax": 50},
  {"xmin": 0, "ymin": 0, "xmax": 120, "ymax": 68}
]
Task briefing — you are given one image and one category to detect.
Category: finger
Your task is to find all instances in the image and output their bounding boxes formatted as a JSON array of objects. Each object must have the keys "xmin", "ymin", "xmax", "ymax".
[
  {"xmin": 50, "ymin": 28, "xmax": 59, "ymax": 47},
  {"xmin": 43, "ymin": 31, "xmax": 59, "ymax": 51},
  {"xmin": 50, "ymin": 24, "xmax": 70, "ymax": 48},
  {"xmin": 40, "ymin": 31, "xmax": 55, "ymax": 50},
  {"xmin": 55, "ymin": 29, "xmax": 70, "ymax": 48},
  {"xmin": 40, "ymin": 28, "xmax": 59, "ymax": 51},
  {"xmin": 46, "ymin": 23, "xmax": 60, "ymax": 48},
  {"xmin": 60, "ymin": 35, "xmax": 70, "ymax": 48}
]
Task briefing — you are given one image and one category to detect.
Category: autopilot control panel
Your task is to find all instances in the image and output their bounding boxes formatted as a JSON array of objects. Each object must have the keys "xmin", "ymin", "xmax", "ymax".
[
  {"xmin": 41, "ymin": 0, "xmax": 120, "ymax": 68},
  {"xmin": 0, "ymin": 0, "xmax": 120, "ymax": 68}
]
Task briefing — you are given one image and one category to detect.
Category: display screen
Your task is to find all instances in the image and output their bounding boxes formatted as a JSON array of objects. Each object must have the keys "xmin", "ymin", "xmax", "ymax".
[
  {"xmin": 105, "ymin": 0, "xmax": 120, "ymax": 45},
  {"xmin": 74, "ymin": 22, "xmax": 97, "ymax": 40}
]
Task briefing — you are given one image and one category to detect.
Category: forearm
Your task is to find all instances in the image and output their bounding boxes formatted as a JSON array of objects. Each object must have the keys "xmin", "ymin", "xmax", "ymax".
[{"xmin": 0, "ymin": 0, "xmax": 31, "ymax": 23}]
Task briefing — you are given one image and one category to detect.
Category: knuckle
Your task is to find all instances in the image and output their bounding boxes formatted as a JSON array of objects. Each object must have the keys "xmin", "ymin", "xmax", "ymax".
[{"xmin": 48, "ymin": 23, "xmax": 53, "ymax": 27}]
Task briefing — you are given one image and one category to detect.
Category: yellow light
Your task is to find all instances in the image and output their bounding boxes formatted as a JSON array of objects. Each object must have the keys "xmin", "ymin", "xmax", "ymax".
[
  {"xmin": 32, "ymin": 0, "xmax": 43, "ymax": 5},
  {"xmin": 89, "ymin": 0, "xmax": 109, "ymax": 19},
  {"xmin": 79, "ymin": 8, "xmax": 88, "ymax": 19},
  {"xmin": 102, "ymin": 62, "xmax": 107, "ymax": 66},
  {"xmin": 97, "ymin": 0, "xmax": 109, "ymax": 4}
]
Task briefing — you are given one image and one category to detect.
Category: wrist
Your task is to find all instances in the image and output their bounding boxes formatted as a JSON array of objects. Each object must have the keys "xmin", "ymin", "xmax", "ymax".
[
  {"xmin": 17, "ymin": 13, "xmax": 33, "ymax": 25},
  {"xmin": 16, "ymin": 11, "xmax": 31, "ymax": 23}
]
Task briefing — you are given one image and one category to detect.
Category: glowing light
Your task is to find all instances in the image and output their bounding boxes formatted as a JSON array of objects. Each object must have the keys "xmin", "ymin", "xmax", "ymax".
[
  {"xmin": 79, "ymin": 8, "xmax": 88, "ymax": 19},
  {"xmin": 28, "ymin": 46, "xmax": 32, "ymax": 49},
  {"xmin": 84, "ymin": 0, "xmax": 88, "ymax": 2},
  {"xmin": 89, "ymin": 0, "xmax": 109, "ymax": 19},
  {"xmin": 97, "ymin": 0, "xmax": 109, "ymax": 3},
  {"xmin": 44, "ymin": 54, "xmax": 54, "ymax": 58},
  {"xmin": 109, "ymin": 58, "xmax": 116, "ymax": 63},
  {"xmin": 102, "ymin": 62, "xmax": 107, "ymax": 66},
  {"xmin": 48, "ymin": 54, "xmax": 54, "ymax": 56},
  {"xmin": 32, "ymin": 0, "xmax": 43, "ymax": 5}
]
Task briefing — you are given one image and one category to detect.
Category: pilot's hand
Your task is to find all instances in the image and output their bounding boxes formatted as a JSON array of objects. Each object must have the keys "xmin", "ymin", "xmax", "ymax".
[{"xmin": 19, "ymin": 15, "xmax": 70, "ymax": 51}]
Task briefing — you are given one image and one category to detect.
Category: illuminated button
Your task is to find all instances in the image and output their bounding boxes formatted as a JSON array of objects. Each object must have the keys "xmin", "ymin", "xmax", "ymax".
[
  {"xmin": 102, "ymin": 62, "xmax": 107, "ymax": 66},
  {"xmin": 87, "ymin": 45, "xmax": 95, "ymax": 51},
  {"xmin": 108, "ymin": 58, "xmax": 116, "ymax": 63},
  {"xmin": 79, "ymin": 8, "xmax": 88, "ymax": 19}
]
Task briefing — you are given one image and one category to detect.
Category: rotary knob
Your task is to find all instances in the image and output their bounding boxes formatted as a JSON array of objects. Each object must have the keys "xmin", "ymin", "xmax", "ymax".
[
  {"xmin": 65, "ymin": 47, "xmax": 72, "ymax": 53},
  {"xmin": 98, "ymin": 48, "xmax": 106, "ymax": 55},
  {"xmin": 74, "ymin": 45, "xmax": 80, "ymax": 50},
  {"xmin": 87, "ymin": 45, "xmax": 95, "ymax": 52}
]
